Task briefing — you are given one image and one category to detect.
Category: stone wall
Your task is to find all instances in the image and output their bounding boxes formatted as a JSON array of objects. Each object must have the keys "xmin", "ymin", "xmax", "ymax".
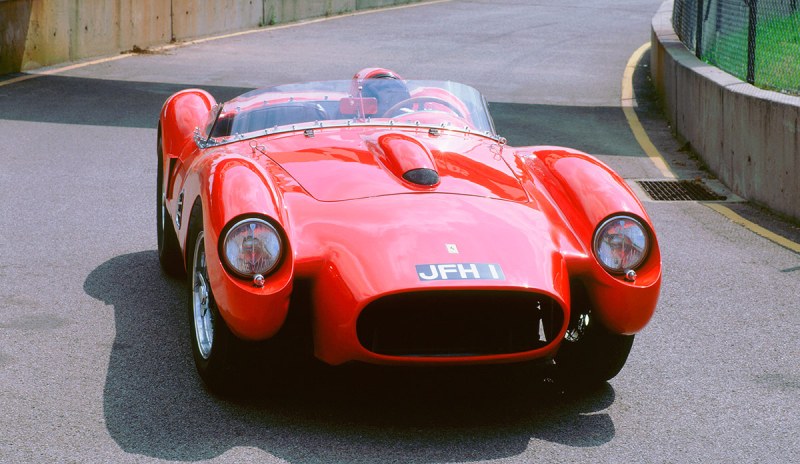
[
  {"xmin": 651, "ymin": 0, "xmax": 800, "ymax": 221},
  {"xmin": 0, "ymin": 0, "xmax": 423, "ymax": 75}
]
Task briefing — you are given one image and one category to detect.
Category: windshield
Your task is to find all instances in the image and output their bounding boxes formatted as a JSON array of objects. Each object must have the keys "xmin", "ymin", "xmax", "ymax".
[{"xmin": 199, "ymin": 80, "xmax": 497, "ymax": 146}]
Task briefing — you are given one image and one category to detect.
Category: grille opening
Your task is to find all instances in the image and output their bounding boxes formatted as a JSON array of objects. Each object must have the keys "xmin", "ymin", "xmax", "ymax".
[
  {"xmin": 357, "ymin": 291, "xmax": 563, "ymax": 357},
  {"xmin": 637, "ymin": 180, "xmax": 727, "ymax": 201}
]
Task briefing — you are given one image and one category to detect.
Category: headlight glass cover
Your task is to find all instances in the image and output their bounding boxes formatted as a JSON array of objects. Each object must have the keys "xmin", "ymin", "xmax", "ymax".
[
  {"xmin": 222, "ymin": 218, "xmax": 282, "ymax": 278},
  {"xmin": 593, "ymin": 215, "xmax": 649, "ymax": 273}
]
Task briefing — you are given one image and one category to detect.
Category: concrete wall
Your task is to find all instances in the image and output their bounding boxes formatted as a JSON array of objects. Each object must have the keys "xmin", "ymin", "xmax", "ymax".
[
  {"xmin": 0, "ymin": 0, "xmax": 424, "ymax": 75},
  {"xmin": 651, "ymin": 0, "xmax": 800, "ymax": 221}
]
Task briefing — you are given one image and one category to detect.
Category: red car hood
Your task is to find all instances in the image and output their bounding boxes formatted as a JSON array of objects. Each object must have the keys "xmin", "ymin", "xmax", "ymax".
[
  {"xmin": 262, "ymin": 129, "xmax": 528, "ymax": 202},
  {"xmin": 291, "ymin": 193, "xmax": 573, "ymax": 292}
]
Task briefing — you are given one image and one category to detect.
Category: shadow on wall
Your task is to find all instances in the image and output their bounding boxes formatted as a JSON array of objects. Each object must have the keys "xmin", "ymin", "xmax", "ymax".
[
  {"xmin": 0, "ymin": 0, "xmax": 32, "ymax": 75},
  {"xmin": 84, "ymin": 251, "xmax": 618, "ymax": 462}
]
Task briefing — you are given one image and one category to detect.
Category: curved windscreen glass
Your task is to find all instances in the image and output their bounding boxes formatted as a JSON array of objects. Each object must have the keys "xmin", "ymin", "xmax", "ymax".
[{"xmin": 200, "ymin": 80, "xmax": 497, "ymax": 146}]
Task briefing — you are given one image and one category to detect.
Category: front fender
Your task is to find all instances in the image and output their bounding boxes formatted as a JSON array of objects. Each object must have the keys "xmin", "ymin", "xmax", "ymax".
[
  {"xmin": 518, "ymin": 146, "xmax": 662, "ymax": 334},
  {"xmin": 197, "ymin": 155, "xmax": 294, "ymax": 341},
  {"xmin": 521, "ymin": 146, "xmax": 648, "ymax": 240},
  {"xmin": 160, "ymin": 89, "xmax": 215, "ymax": 160},
  {"xmin": 203, "ymin": 156, "xmax": 287, "ymax": 239}
]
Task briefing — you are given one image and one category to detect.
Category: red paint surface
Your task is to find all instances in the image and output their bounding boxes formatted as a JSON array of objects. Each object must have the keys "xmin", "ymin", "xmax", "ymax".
[{"xmin": 158, "ymin": 80, "xmax": 661, "ymax": 366}]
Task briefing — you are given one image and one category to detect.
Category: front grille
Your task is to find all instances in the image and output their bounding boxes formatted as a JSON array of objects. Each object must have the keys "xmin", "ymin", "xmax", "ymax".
[{"xmin": 356, "ymin": 291, "xmax": 563, "ymax": 357}]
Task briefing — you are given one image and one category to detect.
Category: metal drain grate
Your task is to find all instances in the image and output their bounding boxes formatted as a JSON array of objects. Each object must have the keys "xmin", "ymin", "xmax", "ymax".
[{"xmin": 637, "ymin": 180, "xmax": 727, "ymax": 201}]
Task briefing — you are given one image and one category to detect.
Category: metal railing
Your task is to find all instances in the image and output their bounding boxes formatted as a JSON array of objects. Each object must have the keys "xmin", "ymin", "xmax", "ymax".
[{"xmin": 672, "ymin": 0, "xmax": 800, "ymax": 94}]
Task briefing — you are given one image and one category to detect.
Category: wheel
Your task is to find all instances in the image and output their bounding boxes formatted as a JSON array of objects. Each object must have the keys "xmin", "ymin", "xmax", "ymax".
[
  {"xmin": 382, "ymin": 96, "xmax": 466, "ymax": 118},
  {"xmin": 187, "ymin": 214, "xmax": 237, "ymax": 394},
  {"xmin": 156, "ymin": 125, "xmax": 185, "ymax": 278},
  {"xmin": 555, "ymin": 316, "xmax": 634, "ymax": 385}
]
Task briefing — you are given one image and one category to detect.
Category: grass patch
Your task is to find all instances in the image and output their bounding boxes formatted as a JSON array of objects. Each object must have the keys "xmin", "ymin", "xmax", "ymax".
[{"xmin": 703, "ymin": 10, "xmax": 800, "ymax": 94}]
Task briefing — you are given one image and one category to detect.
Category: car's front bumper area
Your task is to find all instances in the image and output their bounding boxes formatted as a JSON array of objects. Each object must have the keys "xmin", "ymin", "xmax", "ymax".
[{"xmin": 310, "ymin": 276, "xmax": 568, "ymax": 366}]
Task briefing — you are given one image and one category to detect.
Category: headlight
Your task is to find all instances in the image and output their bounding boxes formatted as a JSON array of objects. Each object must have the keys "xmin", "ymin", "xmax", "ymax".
[
  {"xmin": 593, "ymin": 215, "xmax": 649, "ymax": 273},
  {"xmin": 221, "ymin": 218, "xmax": 283, "ymax": 278}
]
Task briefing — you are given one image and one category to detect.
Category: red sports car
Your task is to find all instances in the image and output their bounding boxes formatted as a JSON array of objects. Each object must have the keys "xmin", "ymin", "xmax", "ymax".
[{"xmin": 157, "ymin": 68, "xmax": 661, "ymax": 393}]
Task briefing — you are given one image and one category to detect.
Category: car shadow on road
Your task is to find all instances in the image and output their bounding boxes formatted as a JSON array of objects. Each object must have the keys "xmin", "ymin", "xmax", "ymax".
[{"xmin": 84, "ymin": 251, "xmax": 619, "ymax": 462}]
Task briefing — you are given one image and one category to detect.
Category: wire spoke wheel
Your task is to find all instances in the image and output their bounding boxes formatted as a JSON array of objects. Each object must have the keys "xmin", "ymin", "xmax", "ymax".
[
  {"xmin": 186, "ymin": 211, "xmax": 239, "ymax": 396},
  {"xmin": 191, "ymin": 231, "xmax": 214, "ymax": 360}
]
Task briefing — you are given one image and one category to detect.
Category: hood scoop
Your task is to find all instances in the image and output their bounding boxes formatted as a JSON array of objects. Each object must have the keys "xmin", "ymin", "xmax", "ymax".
[
  {"xmin": 402, "ymin": 168, "xmax": 439, "ymax": 186},
  {"xmin": 374, "ymin": 133, "xmax": 440, "ymax": 187},
  {"xmin": 263, "ymin": 128, "xmax": 529, "ymax": 202}
]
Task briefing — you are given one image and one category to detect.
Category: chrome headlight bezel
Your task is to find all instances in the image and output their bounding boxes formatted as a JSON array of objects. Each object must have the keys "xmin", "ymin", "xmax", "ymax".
[
  {"xmin": 592, "ymin": 215, "xmax": 650, "ymax": 274},
  {"xmin": 219, "ymin": 216, "xmax": 285, "ymax": 280}
]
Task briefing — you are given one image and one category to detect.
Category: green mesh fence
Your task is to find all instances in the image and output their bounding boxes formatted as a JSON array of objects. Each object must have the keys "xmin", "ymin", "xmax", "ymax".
[{"xmin": 673, "ymin": 0, "xmax": 800, "ymax": 94}]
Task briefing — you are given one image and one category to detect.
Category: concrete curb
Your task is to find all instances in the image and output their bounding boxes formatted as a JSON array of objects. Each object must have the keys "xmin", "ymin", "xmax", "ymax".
[{"xmin": 650, "ymin": 0, "xmax": 800, "ymax": 221}]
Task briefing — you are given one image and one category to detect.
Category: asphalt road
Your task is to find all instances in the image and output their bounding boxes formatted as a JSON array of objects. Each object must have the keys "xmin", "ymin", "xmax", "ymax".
[{"xmin": 1, "ymin": 0, "xmax": 799, "ymax": 462}]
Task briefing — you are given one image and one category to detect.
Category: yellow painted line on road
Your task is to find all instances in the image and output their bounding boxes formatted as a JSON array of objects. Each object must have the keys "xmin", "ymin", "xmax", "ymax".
[
  {"xmin": 623, "ymin": 42, "xmax": 800, "ymax": 255},
  {"xmin": 704, "ymin": 203, "xmax": 800, "ymax": 254},
  {"xmin": 621, "ymin": 43, "xmax": 676, "ymax": 179},
  {"xmin": 0, "ymin": 0, "xmax": 451, "ymax": 88}
]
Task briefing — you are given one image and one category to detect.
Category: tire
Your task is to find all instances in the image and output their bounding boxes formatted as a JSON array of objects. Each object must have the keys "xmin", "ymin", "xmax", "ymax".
[
  {"xmin": 156, "ymin": 125, "xmax": 185, "ymax": 278},
  {"xmin": 555, "ymin": 318, "xmax": 634, "ymax": 385},
  {"xmin": 186, "ymin": 209, "xmax": 238, "ymax": 394}
]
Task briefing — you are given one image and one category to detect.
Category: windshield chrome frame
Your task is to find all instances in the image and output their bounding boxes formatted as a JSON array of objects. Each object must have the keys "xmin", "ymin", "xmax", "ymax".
[
  {"xmin": 194, "ymin": 118, "xmax": 501, "ymax": 148},
  {"xmin": 194, "ymin": 79, "xmax": 501, "ymax": 148}
]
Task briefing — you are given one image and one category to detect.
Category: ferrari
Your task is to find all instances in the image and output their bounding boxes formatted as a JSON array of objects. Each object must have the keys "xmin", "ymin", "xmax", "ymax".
[{"xmin": 156, "ymin": 68, "xmax": 661, "ymax": 393}]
